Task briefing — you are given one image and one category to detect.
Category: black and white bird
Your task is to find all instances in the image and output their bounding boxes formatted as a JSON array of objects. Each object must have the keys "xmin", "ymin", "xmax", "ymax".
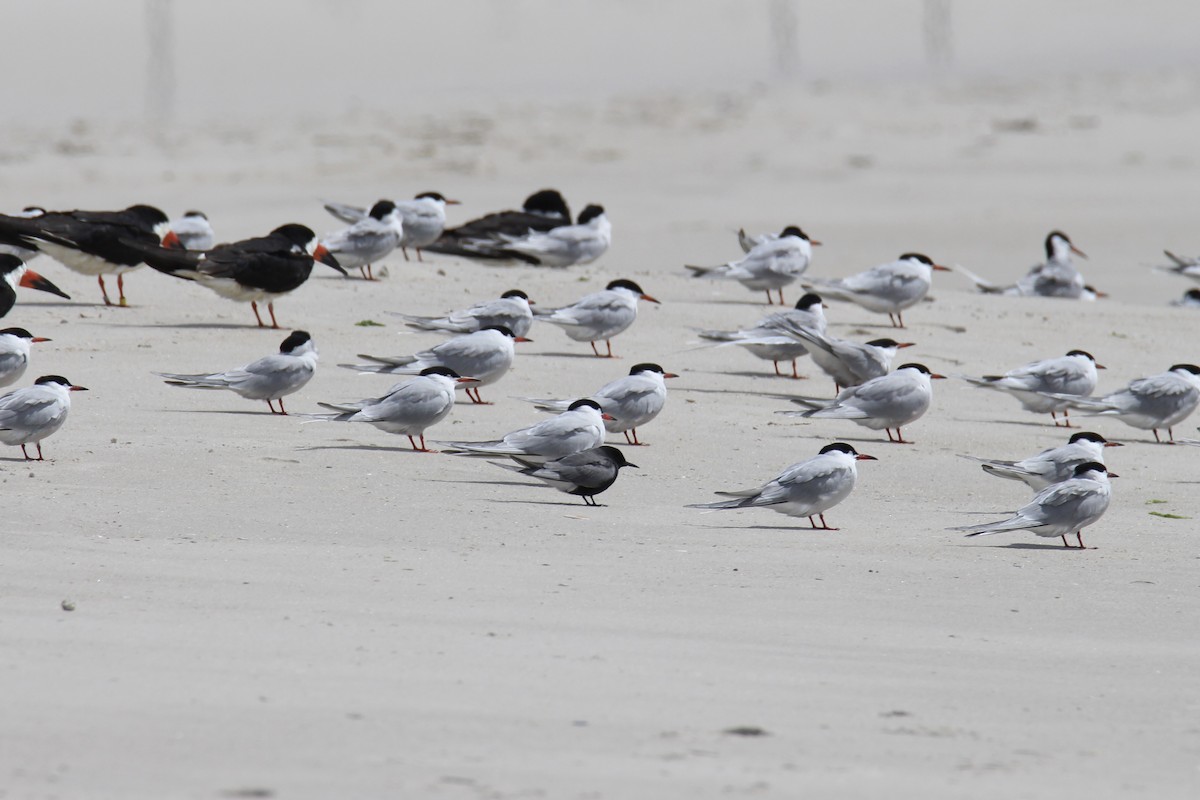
[
  {"xmin": 0, "ymin": 204, "xmax": 170, "ymax": 306},
  {"xmin": 773, "ymin": 322, "xmax": 913, "ymax": 392},
  {"xmin": 0, "ymin": 374, "xmax": 87, "ymax": 461},
  {"xmin": 687, "ymin": 226, "xmax": 818, "ymax": 305},
  {"xmin": 950, "ymin": 462, "xmax": 1115, "ymax": 549},
  {"xmin": 394, "ymin": 289, "xmax": 534, "ymax": 338},
  {"xmin": 697, "ymin": 293, "xmax": 827, "ymax": 379},
  {"xmin": 439, "ymin": 398, "xmax": 610, "ymax": 463},
  {"xmin": 155, "ymin": 330, "xmax": 318, "ymax": 415},
  {"xmin": 1, "ymin": 255, "xmax": 70, "ymax": 318},
  {"xmin": 164, "ymin": 210, "xmax": 216, "ymax": 251},
  {"xmin": 807, "ymin": 252, "xmax": 950, "ymax": 327},
  {"xmin": 1038, "ymin": 363, "xmax": 1200, "ymax": 444},
  {"xmin": 782, "ymin": 363, "xmax": 945, "ymax": 443},
  {"xmin": 423, "ymin": 189, "xmax": 571, "ymax": 261},
  {"xmin": 133, "ymin": 224, "xmax": 345, "ymax": 328},
  {"xmin": 957, "ymin": 350, "xmax": 1103, "ymax": 427},
  {"xmin": 340, "ymin": 325, "xmax": 527, "ymax": 404},
  {"xmin": 305, "ymin": 366, "xmax": 477, "ymax": 452},
  {"xmin": 0, "ymin": 327, "xmax": 51, "ymax": 388},
  {"xmin": 321, "ymin": 200, "xmax": 405, "ymax": 280},
  {"xmin": 687, "ymin": 442, "xmax": 876, "ymax": 530},
  {"xmin": 493, "ymin": 445, "xmax": 637, "ymax": 506},
  {"xmin": 0, "ymin": 207, "xmax": 47, "ymax": 262},
  {"xmin": 535, "ymin": 278, "xmax": 659, "ymax": 358},
  {"xmin": 961, "ymin": 431, "xmax": 1122, "ymax": 491},
  {"xmin": 521, "ymin": 363, "xmax": 677, "ymax": 445},
  {"xmin": 1171, "ymin": 288, "xmax": 1200, "ymax": 308}
]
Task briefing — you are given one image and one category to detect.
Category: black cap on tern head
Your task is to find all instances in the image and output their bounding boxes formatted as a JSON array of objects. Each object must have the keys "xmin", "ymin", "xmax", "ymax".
[
  {"xmin": 1069, "ymin": 431, "xmax": 1108, "ymax": 445},
  {"xmin": 596, "ymin": 445, "xmax": 638, "ymax": 469},
  {"xmin": 500, "ymin": 289, "xmax": 529, "ymax": 300},
  {"xmin": 271, "ymin": 224, "xmax": 318, "ymax": 247},
  {"xmin": 819, "ymin": 442, "xmax": 859, "ymax": 456},
  {"xmin": 1045, "ymin": 230, "xmax": 1071, "ymax": 254},
  {"xmin": 606, "ymin": 279, "xmax": 645, "ymax": 294},
  {"xmin": 1, "ymin": 327, "xmax": 35, "ymax": 339},
  {"xmin": 126, "ymin": 205, "xmax": 170, "ymax": 227},
  {"xmin": 35, "ymin": 375, "xmax": 73, "ymax": 387},
  {"xmin": 480, "ymin": 325, "xmax": 517, "ymax": 338},
  {"xmin": 780, "ymin": 226, "xmax": 809, "ymax": 240},
  {"xmin": 183, "ymin": 210, "xmax": 208, "ymax": 220},
  {"xmin": 866, "ymin": 338, "xmax": 903, "ymax": 348},
  {"xmin": 795, "ymin": 293, "xmax": 822, "ymax": 310},
  {"xmin": 21, "ymin": 206, "xmax": 46, "ymax": 215},
  {"xmin": 415, "ymin": 192, "xmax": 447, "ymax": 202},
  {"xmin": 420, "ymin": 366, "xmax": 461, "ymax": 378},
  {"xmin": 629, "ymin": 363, "xmax": 665, "ymax": 376},
  {"xmin": 577, "ymin": 204, "xmax": 605, "ymax": 224},
  {"xmin": 1073, "ymin": 461, "xmax": 1110, "ymax": 477},
  {"xmin": 1184, "ymin": 288, "xmax": 1200, "ymax": 301},
  {"xmin": 1066, "ymin": 350, "xmax": 1096, "ymax": 361},
  {"xmin": 568, "ymin": 398, "xmax": 603, "ymax": 412},
  {"xmin": 897, "ymin": 363, "xmax": 933, "ymax": 374},
  {"xmin": 368, "ymin": 200, "xmax": 397, "ymax": 219},
  {"xmin": 1169, "ymin": 363, "xmax": 1200, "ymax": 375},
  {"xmin": 523, "ymin": 189, "xmax": 570, "ymax": 219},
  {"xmin": 279, "ymin": 330, "xmax": 311, "ymax": 353},
  {"xmin": 898, "ymin": 253, "xmax": 934, "ymax": 265}
]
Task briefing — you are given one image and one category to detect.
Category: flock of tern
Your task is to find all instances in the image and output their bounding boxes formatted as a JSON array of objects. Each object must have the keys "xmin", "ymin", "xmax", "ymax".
[{"xmin": 2, "ymin": 188, "xmax": 1198, "ymax": 544}]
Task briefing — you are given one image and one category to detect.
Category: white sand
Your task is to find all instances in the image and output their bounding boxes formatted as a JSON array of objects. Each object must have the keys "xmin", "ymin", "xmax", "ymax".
[{"xmin": 3, "ymin": 14, "xmax": 1200, "ymax": 798}]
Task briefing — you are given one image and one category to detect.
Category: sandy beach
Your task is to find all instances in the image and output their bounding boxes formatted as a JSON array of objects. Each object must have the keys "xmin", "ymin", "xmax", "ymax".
[{"xmin": 4, "ymin": 4, "xmax": 1200, "ymax": 798}]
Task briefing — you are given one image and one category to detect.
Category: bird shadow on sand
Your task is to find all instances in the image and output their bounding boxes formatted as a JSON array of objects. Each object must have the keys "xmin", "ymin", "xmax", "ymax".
[
  {"xmin": 298, "ymin": 443, "xmax": 432, "ymax": 455},
  {"xmin": 966, "ymin": 542, "xmax": 1095, "ymax": 551},
  {"xmin": 159, "ymin": 408, "xmax": 279, "ymax": 416},
  {"xmin": 488, "ymin": 498, "xmax": 609, "ymax": 508},
  {"xmin": 426, "ymin": 477, "xmax": 533, "ymax": 488},
  {"xmin": 687, "ymin": 521, "xmax": 840, "ymax": 532},
  {"xmin": 681, "ymin": 369, "xmax": 813, "ymax": 382},
  {"xmin": 104, "ymin": 321, "xmax": 268, "ymax": 330},
  {"xmin": 524, "ymin": 351, "xmax": 624, "ymax": 360}
]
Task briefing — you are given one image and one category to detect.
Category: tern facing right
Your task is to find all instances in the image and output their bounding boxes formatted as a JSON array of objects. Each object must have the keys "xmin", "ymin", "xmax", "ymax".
[
  {"xmin": 687, "ymin": 442, "xmax": 876, "ymax": 530},
  {"xmin": 438, "ymin": 398, "xmax": 610, "ymax": 463},
  {"xmin": 950, "ymin": 462, "xmax": 1115, "ymax": 549},
  {"xmin": 395, "ymin": 289, "xmax": 534, "ymax": 338},
  {"xmin": 305, "ymin": 366, "xmax": 478, "ymax": 452},
  {"xmin": 156, "ymin": 330, "xmax": 318, "ymax": 415},
  {"xmin": 340, "ymin": 325, "xmax": 527, "ymax": 404},
  {"xmin": 1041, "ymin": 363, "xmax": 1200, "ymax": 443},
  {"xmin": 535, "ymin": 278, "xmax": 660, "ymax": 358},
  {"xmin": 957, "ymin": 350, "xmax": 1102, "ymax": 426},
  {"xmin": 521, "ymin": 362, "xmax": 678, "ymax": 445},
  {"xmin": 0, "ymin": 375, "xmax": 88, "ymax": 461},
  {"xmin": 0, "ymin": 327, "xmax": 51, "ymax": 388},
  {"xmin": 782, "ymin": 363, "xmax": 944, "ymax": 443},
  {"xmin": 961, "ymin": 431, "xmax": 1121, "ymax": 491},
  {"xmin": 808, "ymin": 252, "xmax": 950, "ymax": 327},
  {"xmin": 493, "ymin": 445, "xmax": 637, "ymax": 506},
  {"xmin": 697, "ymin": 292, "xmax": 826, "ymax": 379},
  {"xmin": 687, "ymin": 226, "xmax": 818, "ymax": 305},
  {"xmin": 1171, "ymin": 288, "xmax": 1200, "ymax": 308}
]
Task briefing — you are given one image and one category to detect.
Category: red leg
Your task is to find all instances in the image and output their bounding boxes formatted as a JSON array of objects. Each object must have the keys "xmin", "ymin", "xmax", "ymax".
[
  {"xmin": 605, "ymin": 340, "xmax": 614, "ymax": 358},
  {"xmin": 590, "ymin": 341, "xmax": 601, "ymax": 357},
  {"xmin": 790, "ymin": 360, "xmax": 799, "ymax": 379},
  {"xmin": 765, "ymin": 290, "xmax": 773, "ymax": 305},
  {"xmin": 21, "ymin": 444, "xmax": 30, "ymax": 460},
  {"xmin": 773, "ymin": 361, "xmax": 783, "ymax": 377},
  {"xmin": 117, "ymin": 274, "xmax": 127, "ymax": 306},
  {"xmin": 36, "ymin": 443, "xmax": 43, "ymax": 460},
  {"xmin": 1062, "ymin": 408, "xmax": 1073, "ymax": 428},
  {"xmin": 1168, "ymin": 427, "xmax": 1175, "ymax": 443},
  {"xmin": 402, "ymin": 247, "xmax": 411, "ymax": 262},
  {"xmin": 630, "ymin": 428, "xmax": 641, "ymax": 445},
  {"xmin": 1076, "ymin": 532, "xmax": 1086, "ymax": 549},
  {"xmin": 1153, "ymin": 429, "xmax": 1161, "ymax": 443},
  {"xmin": 277, "ymin": 397, "xmax": 288, "ymax": 415},
  {"xmin": 251, "ymin": 301, "xmax": 266, "ymax": 327},
  {"xmin": 777, "ymin": 288, "xmax": 786, "ymax": 305},
  {"xmin": 266, "ymin": 399, "xmax": 277, "ymax": 414},
  {"xmin": 98, "ymin": 275, "xmax": 112, "ymax": 306},
  {"xmin": 1061, "ymin": 534, "xmax": 1069, "ymax": 547},
  {"xmin": 416, "ymin": 249, "xmax": 424, "ymax": 263},
  {"xmin": 267, "ymin": 303, "xmax": 280, "ymax": 329}
]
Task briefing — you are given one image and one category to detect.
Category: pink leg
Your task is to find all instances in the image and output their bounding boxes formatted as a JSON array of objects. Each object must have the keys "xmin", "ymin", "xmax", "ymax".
[
  {"xmin": 251, "ymin": 302, "xmax": 266, "ymax": 327},
  {"xmin": 267, "ymin": 303, "xmax": 280, "ymax": 329},
  {"xmin": 98, "ymin": 275, "xmax": 112, "ymax": 306}
]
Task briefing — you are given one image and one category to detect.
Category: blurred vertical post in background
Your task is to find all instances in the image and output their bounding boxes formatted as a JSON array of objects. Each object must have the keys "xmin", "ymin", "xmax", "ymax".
[
  {"xmin": 923, "ymin": 0, "xmax": 953, "ymax": 71},
  {"xmin": 145, "ymin": 0, "xmax": 176, "ymax": 142},
  {"xmin": 770, "ymin": 0, "xmax": 800, "ymax": 80}
]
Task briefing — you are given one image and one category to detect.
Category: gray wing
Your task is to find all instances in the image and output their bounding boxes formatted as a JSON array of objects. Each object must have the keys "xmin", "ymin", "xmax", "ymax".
[{"xmin": 324, "ymin": 201, "xmax": 368, "ymax": 224}]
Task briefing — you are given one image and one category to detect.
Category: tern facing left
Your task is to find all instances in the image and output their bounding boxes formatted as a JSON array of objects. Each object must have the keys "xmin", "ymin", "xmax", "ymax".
[
  {"xmin": 687, "ymin": 226, "xmax": 818, "ymax": 305},
  {"xmin": 0, "ymin": 375, "xmax": 88, "ymax": 461},
  {"xmin": 782, "ymin": 363, "xmax": 945, "ymax": 443},
  {"xmin": 958, "ymin": 350, "xmax": 1103, "ymax": 427},
  {"xmin": 1, "ymin": 255, "xmax": 71, "ymax": 319},
  {"xmin": 808, "ymin": 252, "xmax": 950, "ymax": 327},
  {"xmin": 535, "ymin": 278, "xmax": 659, "ymax": 358},
  {"xmin": 961, "ymin": 431, "xmax": 1121, "ymax": 491},
  {"xmin": 521, "ymin": 362, "xmax": 678, "ymax": 445},
  {"xmin": 156, "ymin": 330, "xmax": 318, "ymax": 415},
  {"xmin": 687, "ymin": 442, "xmax": 876, "ymax": 530},
  {"xmin": 950, "ymin": 462, "xmax": 1115, "ymax": 549}
]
